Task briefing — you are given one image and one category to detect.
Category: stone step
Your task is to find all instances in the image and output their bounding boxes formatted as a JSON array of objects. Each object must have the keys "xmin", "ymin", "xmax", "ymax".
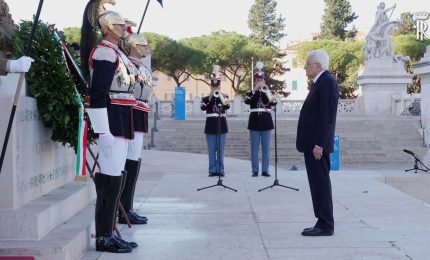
[
  {"xmin": 147, "ymin": 116, "xmax": 427, "ymax": 164},
  {"xmin": 0, "ymin": 202, "xmax": 94, "ymax": 260},
  {"xmin": 0, "ymin": 180, "xmax": 95, "ymax": 240}
]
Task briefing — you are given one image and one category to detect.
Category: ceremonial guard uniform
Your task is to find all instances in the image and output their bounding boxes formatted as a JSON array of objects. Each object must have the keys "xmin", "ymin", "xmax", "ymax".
[
  {"xmin": 118, "ymin": 33, "xmax": 152, "ymax": 225},
  {"xmin": 244, "ymin": 62, "xmax": 277, "ymax": 177},
  {"xmin": 82, "ymin": 9, "xmax": 137, "ymax": 253},
  {"xmin": 201, "ymin": 69, "xmax": 230, "ymax": 176}
]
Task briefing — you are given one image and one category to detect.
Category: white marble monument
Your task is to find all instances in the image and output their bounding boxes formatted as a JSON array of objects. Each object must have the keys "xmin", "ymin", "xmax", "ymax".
[
  {"xmin": 413, "ymin": 45, "xmax": 430, "ymax": 166},
  {"xmin": 357, "ymin": 2, "xmax": 412, "ymax": 115}
]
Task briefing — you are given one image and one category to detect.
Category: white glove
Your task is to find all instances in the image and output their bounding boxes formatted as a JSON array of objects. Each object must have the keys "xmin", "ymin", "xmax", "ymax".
[
  {"xmin": 98, "ymin": 132, "xmax": 115, "ymax": 158},
  {"xmin": 9, "ymin": 56, "xmax": 35, "ymax": 73}
]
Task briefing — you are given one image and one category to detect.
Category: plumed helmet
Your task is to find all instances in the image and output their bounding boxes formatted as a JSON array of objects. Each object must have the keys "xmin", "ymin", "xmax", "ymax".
[
  {"xmin": 254, "ymin": 61, "xmax": 265, "ymax": 80},
  {"xmin": 86, "ymin": 0, "xmax": 117, "ymax": 32},
  {"xmin": 210, "ymin": 64, "xmax": 221, "ymax": 87},
  {"xmin": 120, "ymin": 33, "xmax": 148, "ymax": 56},
  {"xmin": 98, "ymin": 10, "xmax": 126, "ymax": 37},
  {"xmin": 124, "ymin": 18, "xmax": 137, "ymax": 35}
]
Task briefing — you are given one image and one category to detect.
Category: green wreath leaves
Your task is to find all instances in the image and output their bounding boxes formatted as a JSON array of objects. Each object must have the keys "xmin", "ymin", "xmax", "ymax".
[{"xmin": 11, "ymin": 20, "xmax": 93, "ymax": 152}]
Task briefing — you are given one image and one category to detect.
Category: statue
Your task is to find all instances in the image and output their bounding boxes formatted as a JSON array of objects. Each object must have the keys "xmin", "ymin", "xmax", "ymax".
[
  {"xmin": 364, "ymin": 2, "xmax": 408, "ymax": 62},
  {"xmin": 0, "ymin": 0, "xmax": 17, "ymax": 58}
]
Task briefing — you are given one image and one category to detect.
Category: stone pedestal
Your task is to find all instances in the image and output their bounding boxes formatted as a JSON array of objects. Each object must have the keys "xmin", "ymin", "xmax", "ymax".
[
  {"xmin": 357, "ymin": 58, "xmax": 412, "ymax": 115},
  {"xmin": 0, "ymin": 74, "xmax": 95, "ymax": 257},
  {"xmin": 1, "ymin": 73, "xmax": 75, "ymax": 206},
  {"xmin": 0, "ymin": 93, "xmax": 75, "ymax": 209}
]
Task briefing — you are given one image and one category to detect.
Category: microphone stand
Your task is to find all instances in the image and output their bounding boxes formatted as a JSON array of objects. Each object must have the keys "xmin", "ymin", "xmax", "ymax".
[
  {"xmin": 404, "ymin": 151, "xmax": 429, "ymax": 174},
  {"xmin": 259, "ymin": 104, "xmax": 299, "ymax": 192},
  {"xmin": 198, "ymin": 101, "xmax": 237, "ymax": 192}
]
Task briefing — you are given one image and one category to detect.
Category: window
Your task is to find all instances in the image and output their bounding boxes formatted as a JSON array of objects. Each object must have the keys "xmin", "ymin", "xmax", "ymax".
[{"xmin": 292, "ymin": 80, "xmax": 298, "ymax": 90}]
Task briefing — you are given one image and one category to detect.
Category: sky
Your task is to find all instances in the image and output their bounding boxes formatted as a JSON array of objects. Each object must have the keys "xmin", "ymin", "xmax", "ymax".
[{"xmin": 7, "ymin": 0, "xmax": 429, "ymax": 47}]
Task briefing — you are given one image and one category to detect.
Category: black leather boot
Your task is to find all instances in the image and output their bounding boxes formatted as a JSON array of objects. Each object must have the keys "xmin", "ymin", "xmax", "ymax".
[
  {"xmin": 94, "ymin": 173, "xmax": 132, "ymax": 253},
  {"xmin": 131, "ymin": 158, "xmax": 148, "ymax": 221},
  {"xmin": 119, "ymin": 159, "xmax": 147, "ymax": 224},
  {"xmin": 114, "ymin": 170, "xmax": 128, "ymax": 226}
]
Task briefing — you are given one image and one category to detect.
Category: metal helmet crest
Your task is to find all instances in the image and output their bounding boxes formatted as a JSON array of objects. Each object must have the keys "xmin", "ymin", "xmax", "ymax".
[{"xmin": 98, "ymin": 10, "xmax": 126, "ymax": 38}]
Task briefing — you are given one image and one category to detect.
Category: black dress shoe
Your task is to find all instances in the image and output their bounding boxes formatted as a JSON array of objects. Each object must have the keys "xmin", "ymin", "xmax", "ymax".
[
  {"xmin": 262, "ymin": 172, "xmax": 271, "ymax": 177},
  {"xmin": 114, "ymin": 236, "xmax": 138, "ymax": 249},
  {"xmin": 252, "ymin": 172, "xmax": 258, "ymax": 177},
  {"xmin": 219, "ymin": 172, "xmax": 225, "ymax": 177},
  {"xmin": 96, "ymin": 236, "xmax": 133, "ymax": 253},
  {"xmin": 301, "ymin": 227, "xmax": 334, "ymax": 236},
  {"xmin": 118, "ymin": 212, "xmax": 148, "ymax": 224},
  {"xmin": 208, "ymin": 172, "xmax": 217, "ymax": 177},
  {"xmin": 303, "ymin": 226, "xmax": 314, "ymax": 232},
  {"xmin": 130, "ymin": 211, "xmax": 148, "ymax": 222}
]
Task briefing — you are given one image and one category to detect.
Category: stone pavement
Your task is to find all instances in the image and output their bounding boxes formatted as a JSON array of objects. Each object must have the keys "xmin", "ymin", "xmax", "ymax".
[{"xmin": 82, "ymin": 150, "xmax": 430, "ymax": 260}]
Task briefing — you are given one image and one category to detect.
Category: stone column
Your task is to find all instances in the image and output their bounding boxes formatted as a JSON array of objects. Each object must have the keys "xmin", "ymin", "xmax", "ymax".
[
  {"xmin": 357, "ymin": 58, "xmax": 413, "ymax": 115},
  {"xmin": 192, "ymin": 96, "xmax": 201, "ymax": 116},
  {"xmin": 413, "ymin": 45, "xmax": 430, "ymax": 150},
  {"xmin": 233, "ymin": 95, "xmax": 242, "ymax": 115}
]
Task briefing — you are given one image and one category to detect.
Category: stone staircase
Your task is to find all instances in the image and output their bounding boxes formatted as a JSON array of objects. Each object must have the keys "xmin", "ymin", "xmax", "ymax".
[
  {"xmin": 149, "ymin": 115, "xmax": 428, "ymax": 165},
  {"xmin": 0, "ymin": 180, "xmax": 96, "ymax": 260}
]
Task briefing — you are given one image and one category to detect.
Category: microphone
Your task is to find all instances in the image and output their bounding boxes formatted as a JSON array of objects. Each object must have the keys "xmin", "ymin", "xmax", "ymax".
[{"xmin": 403, "ymin": 149, "xmax": 415, "ymax": 155}]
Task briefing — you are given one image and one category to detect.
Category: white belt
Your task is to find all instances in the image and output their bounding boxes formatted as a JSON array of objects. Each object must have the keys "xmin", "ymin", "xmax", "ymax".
[
  {"xmin": 109, "ymin": 92, "xmax": 135, "ymax": 100},
  {"xmin": 250, "ymin": 108, "xmax": 271, "ymax": 113},
  {"xmin": 206, "ymin": 113, "xmax": 226, "ymax": 117}
]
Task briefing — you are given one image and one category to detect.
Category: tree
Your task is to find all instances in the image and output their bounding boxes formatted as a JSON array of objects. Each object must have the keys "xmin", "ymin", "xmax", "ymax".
[
  {"xmin": 320, "ymin": 0, "xmax": 358, "ymax": 41},
  {"xmin": 63, "ymin": 27, "xmax": 81, "ymax": 44},
  {"xmin": 248, "ymin": 0, "xmax": 286, "ymax": 47},
  {"xmin": 144, "ymin": 32, "xmax": 199, "ymax": 87},
  {"xmin": 394, "ymin": 12, "xmax": 416, "ymax": 35},
  {"xmin": 296, "ymin": 39, "xmax": 364, "ymax": 98},
  {"xmin": 182, "ymin": 31, "xmax": 284, "ymax": 96}
]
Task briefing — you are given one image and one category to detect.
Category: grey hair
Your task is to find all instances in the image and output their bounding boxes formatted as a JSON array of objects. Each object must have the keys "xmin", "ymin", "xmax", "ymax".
[{"xmin": 307, "ymin": 49, "xmax": 329, "ymax": 70}]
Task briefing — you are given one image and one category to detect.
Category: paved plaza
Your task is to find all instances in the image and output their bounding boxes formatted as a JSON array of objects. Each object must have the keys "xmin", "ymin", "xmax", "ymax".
[{"xmin": 82, "ymin": 150, "xmax": 430, "ymax": 260}]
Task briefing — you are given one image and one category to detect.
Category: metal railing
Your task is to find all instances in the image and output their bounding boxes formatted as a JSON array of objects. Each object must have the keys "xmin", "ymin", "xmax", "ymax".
[{"xmin": 158, "ymin": 98, "xmax": 357, "ymax": 117}]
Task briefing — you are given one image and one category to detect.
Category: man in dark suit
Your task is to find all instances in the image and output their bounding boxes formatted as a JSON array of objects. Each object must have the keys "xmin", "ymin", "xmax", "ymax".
[{"xmin": 296, "ymin": 49, "xmax": 339, "ymax": 236}]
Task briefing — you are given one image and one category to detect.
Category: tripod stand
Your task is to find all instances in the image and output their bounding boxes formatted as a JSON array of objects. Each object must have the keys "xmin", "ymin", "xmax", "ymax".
[
  {"xmin": 404, "ymin": 149, "xmax": 429, "ymax": 173},
  {"xmin": 259, "ymin": 105, "xmax": 299, "ymax": 192},
  {"xmin": 198, "ymin": 103, "xmax": 237, "ymax": 192}
]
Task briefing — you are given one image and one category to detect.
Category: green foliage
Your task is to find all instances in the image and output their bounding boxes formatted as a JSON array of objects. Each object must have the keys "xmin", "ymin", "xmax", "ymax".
[
  {"xmin": 11, "ymin": 20, "xmax": 82, "ymax": 151},
  {"xmin": 248, "ymin": 0, "xmax": 286, "ymax": 47},
  {"xmin": 320, "ymin": 0, "xmax": 358, "ymax": 40},
  {"xmin": 144, "ymin": 32, "xmax": 198, "ymax": 87},
  {"xmin": 394, "ymin": 12, "xmax": 416, "ymax": 35},
  {"xmin": 181, "ymin": 31, "xmax": 286, "ymax": 96},
  {"xmin": 296, "ymin": 39, "xmax": 364, "ymax": 98},
  {"xmin": 63, "ymin": 27, "xmax": 81, "ymax": 44},
  {"xmin": 393, "ymin": 34, "xmax": 429, "ymax": 62}
]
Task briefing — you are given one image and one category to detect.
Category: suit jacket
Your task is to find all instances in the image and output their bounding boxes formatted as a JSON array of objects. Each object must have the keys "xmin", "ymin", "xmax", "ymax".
[{"xmin": 296, "ymin": 71, "xmax": 339, "ymax": 153}]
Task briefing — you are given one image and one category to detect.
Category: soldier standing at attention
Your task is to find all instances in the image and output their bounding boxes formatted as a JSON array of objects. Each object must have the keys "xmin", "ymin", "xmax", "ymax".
[{"xmin": 81, "ymin": 8, "xmax": 138, "ymax": 253}]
